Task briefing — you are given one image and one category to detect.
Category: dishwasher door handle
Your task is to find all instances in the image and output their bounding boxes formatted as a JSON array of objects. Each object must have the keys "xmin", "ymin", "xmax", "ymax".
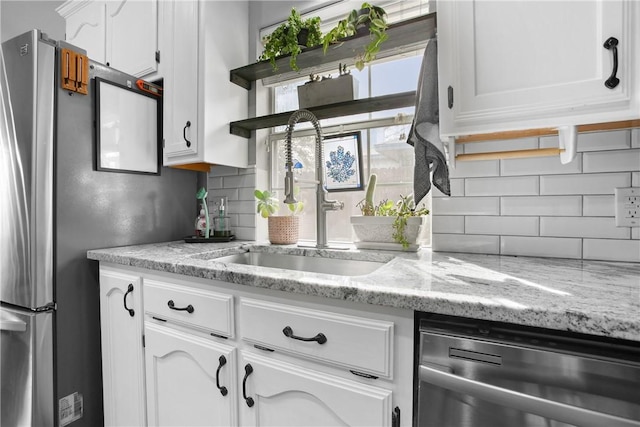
[{"xmin": 419, "ymin": 365, "xmax": 640, "ymax": 427}]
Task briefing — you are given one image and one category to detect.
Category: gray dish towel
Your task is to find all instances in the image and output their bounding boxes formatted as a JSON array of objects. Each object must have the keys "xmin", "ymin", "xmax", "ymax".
[{"xmin": 406, "ymin": 38, "xmax": 450, "ymax": 204}]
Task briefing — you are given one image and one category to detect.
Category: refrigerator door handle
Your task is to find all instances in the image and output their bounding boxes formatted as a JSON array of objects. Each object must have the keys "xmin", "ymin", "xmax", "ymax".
[{"xmin": 123, "ymin": 284, "xmax": 135, "ymax": 317}]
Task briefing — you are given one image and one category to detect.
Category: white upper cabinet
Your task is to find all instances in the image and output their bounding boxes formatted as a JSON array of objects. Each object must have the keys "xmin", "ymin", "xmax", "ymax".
[
  {"xmin": 162, "ymin": 0, "xmax": 249, "ymax": 169},
  {"xmin": 57, "ymin": 0, "xmax": 160, "ymax": 78},
  {"xmin": 437, "ymin": 0, "xmax": 640, "ymax": 139}
]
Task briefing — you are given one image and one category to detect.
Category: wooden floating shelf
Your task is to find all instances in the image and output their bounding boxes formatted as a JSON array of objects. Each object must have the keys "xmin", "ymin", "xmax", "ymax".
[
  {"xmin": 229, "ymin": 91, "xmax": 416, "ymax": 138},
  {"xmin": 229, "ymin": 12, "xmax": 437, "ymax": 90}
]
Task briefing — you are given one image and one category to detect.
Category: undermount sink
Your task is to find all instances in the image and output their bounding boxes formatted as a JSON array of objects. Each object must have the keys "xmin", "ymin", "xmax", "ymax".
[{"xmin": 214, "ymin": 252, "xmax": 386, "ymax": 276}]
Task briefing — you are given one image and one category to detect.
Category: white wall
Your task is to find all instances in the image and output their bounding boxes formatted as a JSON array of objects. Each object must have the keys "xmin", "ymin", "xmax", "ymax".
[
  {"xmin": 431, "ymin": 129, "xmax": 640, "ymax": 262},
  {"xmin": 1, "ymin": 1, "xmax": 65, "ymax": 42}
]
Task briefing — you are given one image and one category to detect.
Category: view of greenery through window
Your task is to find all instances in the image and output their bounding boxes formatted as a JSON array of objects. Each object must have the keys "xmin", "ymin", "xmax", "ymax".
[{"xmin": 269, "ymin": 50, "xmax": 432, "ymax": 244}]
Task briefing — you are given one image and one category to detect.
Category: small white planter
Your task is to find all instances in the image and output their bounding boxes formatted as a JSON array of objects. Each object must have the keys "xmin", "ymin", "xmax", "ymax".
[{"xmin": 350, "ymin": 216, "xmax": 427, "ymax": 251}]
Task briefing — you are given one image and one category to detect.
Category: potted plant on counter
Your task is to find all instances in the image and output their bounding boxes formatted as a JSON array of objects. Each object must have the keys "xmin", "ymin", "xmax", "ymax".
[
  {"xmin": 259, "ymin": 8, "xmax": 322, "ymax": 72},
  {"xmin": 351, "ymin": 174, "xmax": 429, "ymax": 250},
  {"xmin": 255, "ymin": 189, "xmax": 304, "ymax": 245},
  {"xmin": 321, "ymin": 2, "xmax": 388, "ymax": 71}
]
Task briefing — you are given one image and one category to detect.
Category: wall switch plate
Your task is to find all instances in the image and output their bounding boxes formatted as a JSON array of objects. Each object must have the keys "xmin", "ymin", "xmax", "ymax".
[{"xmin": 615, "ymin": 187, "xmax": 639, "ymax": 227}]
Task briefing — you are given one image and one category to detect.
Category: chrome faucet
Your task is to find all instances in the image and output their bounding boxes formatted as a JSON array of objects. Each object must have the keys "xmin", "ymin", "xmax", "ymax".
[{"xmin": 283, "ymin": 110, "xmax": 344, "ymax": 249}]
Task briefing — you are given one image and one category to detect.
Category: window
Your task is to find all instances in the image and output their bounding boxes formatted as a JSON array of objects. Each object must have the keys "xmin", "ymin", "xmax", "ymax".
[{"xmin": 264, "ymin": 1, "xmax": 433, "ymax": 245}]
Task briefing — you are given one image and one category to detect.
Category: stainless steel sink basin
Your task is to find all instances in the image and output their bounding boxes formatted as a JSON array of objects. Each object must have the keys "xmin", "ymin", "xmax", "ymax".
[{"xmin": 214, "ymin": 252, "xmax": 385, "ymax": 276}]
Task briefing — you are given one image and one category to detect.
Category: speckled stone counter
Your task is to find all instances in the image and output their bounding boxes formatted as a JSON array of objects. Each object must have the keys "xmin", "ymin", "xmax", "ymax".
[{"xmin": 87, "ymin": 241, "xmax": 640, "ymax": 342}]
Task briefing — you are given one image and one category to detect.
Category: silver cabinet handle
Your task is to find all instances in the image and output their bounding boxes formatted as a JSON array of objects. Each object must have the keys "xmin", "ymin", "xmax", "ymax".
[{"xmin": 419, "ymin": 365, "xmax": 640, "ymax": 427}]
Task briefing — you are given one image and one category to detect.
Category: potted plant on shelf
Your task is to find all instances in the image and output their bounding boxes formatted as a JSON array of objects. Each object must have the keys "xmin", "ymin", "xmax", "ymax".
[
  {"xmin": 255, "ymin": 189, "xmax": 304, "ymax": 245},
  {"xmin": 321, "ymin": 2, "xmax": 388, "ymax": 71},
  {"xmin": 351, "ymin": 174, "xmax": 429, "ymax": 251},
  {"xmin": 258, "ymin": 8, "xmax": 322, "ymax": 72}
]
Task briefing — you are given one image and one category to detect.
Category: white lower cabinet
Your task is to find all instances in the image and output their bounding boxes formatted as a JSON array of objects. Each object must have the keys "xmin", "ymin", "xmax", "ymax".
[
  {"xmin": 98, "ymin": 266, "xmax": 146, "ymax": 427},
  {"xmin": 144, "ymin": 322, "xmax": 237, "ymax": 426},
  {"xmin": 238, "ymin": 352, "xmax": 393, "ymax": 427},
  {"xmin": 98, "ymin": 265, "xmax": 412, "ymax": 427}
]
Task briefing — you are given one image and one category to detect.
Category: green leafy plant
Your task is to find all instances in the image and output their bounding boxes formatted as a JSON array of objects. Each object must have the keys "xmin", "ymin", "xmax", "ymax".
[
  {"xmin": 259, "ymin": 8, "xmax": 322, "ymax": 71},
  {"xmin": 321, "ymin": 2, "xmax": 388, "ymax": 71},
  {"xmin": 356, "ymin": 176, "xmax": 429, "ymax": 248},
  {"xmin": 255, "ymin": 189, "xmax": 303, "ymax": 218}
]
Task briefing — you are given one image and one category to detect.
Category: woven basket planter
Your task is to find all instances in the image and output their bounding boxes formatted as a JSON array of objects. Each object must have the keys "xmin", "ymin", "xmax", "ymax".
[{"xmin": 268, "ymin": 216, "xmax": 300, "ymax": 245}]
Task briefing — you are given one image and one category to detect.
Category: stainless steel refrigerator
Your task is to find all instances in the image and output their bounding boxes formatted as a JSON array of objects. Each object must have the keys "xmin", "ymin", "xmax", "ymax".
[{"xmin": 1, "ymin": 30, "xmax": 196, "ymax": 426}]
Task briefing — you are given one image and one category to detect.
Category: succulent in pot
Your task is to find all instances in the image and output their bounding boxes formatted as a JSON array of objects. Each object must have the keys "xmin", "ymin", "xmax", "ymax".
[
  {"xmin": 352, "ymin": 174, "xmax": 429, "ymax": 250},
  {"xmin": 258, "ymin": 8, "xmax": 322, "ymax": 72}
]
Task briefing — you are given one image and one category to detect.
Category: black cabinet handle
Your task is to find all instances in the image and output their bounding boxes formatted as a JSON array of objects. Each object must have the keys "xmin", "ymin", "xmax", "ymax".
[
  {"xmin": 242, "ymin": 364, "xmax": 255, "ymax": 407},
  {"xmin": 183, "ymin": 121, "xmax": 192, "ymax": 147},
  {"xmin": 123, "ymin": 284, "xmax": 135, "ymax": 317},
  {"xmin": 167, "ymin": 300, "xmax": 194, "ymax": 313},
  {"xmin": 282, "ymin": 326, "xmax": 327, "ymax": 344},
  {"xmin": 604, "ymin": 37, "xmax": 620, "ymax": 89},
  {"xmin": 216, "ymin": 355, "xmax": 228, "ymax": 396},
  {"xmin": 392, "ymin": 406, "xmax": 400, "ymax": 427}
]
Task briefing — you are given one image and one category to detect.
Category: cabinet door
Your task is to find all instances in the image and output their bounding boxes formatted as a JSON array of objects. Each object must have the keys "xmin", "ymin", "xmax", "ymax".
[
  {"xmin": 99, "ymin": 267, "xmax": 146, "ymax": 427},
  {"xmin": 145, "ymin": 322, "xmax": 237, "ymax": 426},
  {"xmin": 105, "ymin": 0, "xmax": 158, "ymax": 77},
  {"xmin": 438, "ymin": 0, "xmax": 639, "ymax": 137},
  {"xmin": 239, "ymin": 352, "xmax": 393, "ymax": 427},
  {"xmin": 64, "ymin": 0, "xmax": 106, "ymax": 63},
  {"xmin": 163, "ymin": 0, "xmax": 199, "ymax": 161}
]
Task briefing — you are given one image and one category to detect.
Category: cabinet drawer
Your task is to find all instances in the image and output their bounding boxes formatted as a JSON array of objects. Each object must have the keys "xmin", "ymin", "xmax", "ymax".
[
  {"xmin": 240, "ymin": 298, "xmax": 394, "ymax": 378},
  {"xmin": 144, "ymin": 279, "xmax": 234, "ymax": 338}
]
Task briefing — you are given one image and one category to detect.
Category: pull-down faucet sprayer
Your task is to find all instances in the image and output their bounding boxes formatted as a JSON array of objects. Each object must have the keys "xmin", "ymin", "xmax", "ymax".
[{"xmin": 283, "ymin": 110, "xmax": 343, "ymax": 249}]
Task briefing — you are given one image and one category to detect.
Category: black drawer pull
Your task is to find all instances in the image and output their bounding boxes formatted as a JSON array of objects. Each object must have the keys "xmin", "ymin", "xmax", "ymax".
[
  {"xmin": 123, "ymin": 284, "xmax": 135, "ymax": 317},
  {"xmin": 216, "ymin": 355, "xmax": 228, "ymax": 396},
  {"xmin": 282, "ymin": 326, "xmax": 327, "ymax": 344},
  {"xmin": 242, "ymin": 364, "xmax": 255, "ymax": 407},
  {"xmin": 167, "ymin": 300, "xmax": 194, "ymax": 313},
  {"xmin": 604, "ymin": 37, "xmax": 620, "ymax": 89}
]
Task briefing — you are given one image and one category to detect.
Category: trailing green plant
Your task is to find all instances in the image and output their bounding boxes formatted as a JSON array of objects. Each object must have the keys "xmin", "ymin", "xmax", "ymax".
[
  {"xmin": 321, "ymin": 2, "xmax": 388, "ymax": 71},
  {"xmin": 259, "ymin": 8, "xmax": 322, "ymax": 71},
  {"xmin": 255, "ymin": 189, "xmax": 303, "ymax": 218}
]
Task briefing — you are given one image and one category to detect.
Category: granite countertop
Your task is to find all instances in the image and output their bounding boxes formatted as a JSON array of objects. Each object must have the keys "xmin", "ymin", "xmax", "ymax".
[{"xmin": 87, "ymin": 241, "xmax": 640, "ymax": 342}]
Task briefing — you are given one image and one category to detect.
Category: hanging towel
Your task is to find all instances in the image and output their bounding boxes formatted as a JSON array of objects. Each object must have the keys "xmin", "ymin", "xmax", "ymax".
[{"xmin": 406, "ymin": 38, "xmax": 450, "ymax": 204}]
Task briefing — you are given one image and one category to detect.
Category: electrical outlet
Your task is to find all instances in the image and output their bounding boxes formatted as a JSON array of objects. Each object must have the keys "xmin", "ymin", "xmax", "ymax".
[{"xmin": 615, "ymin": 187, "xmax": 639, "ymax": 227}]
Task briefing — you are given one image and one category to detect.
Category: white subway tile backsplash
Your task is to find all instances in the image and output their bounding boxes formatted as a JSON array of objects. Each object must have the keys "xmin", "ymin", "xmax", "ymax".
[
  {"xmin": 501, "ymin": 196, "xmax": 582, "ymax": 216},
  {"xmin": 224, "ymin": 173, "xmax": 256, "ymax": 189},
  {"xmin": 465, "ymin": 216, "xmax": 539, "ymax": 236},
  {"xmin": 238, "ymin": 187, "xmax": 256, "ymax": 201},
  {"xmin": 432, "ymin": 216, "xmax": 465, "ymax": 234},
  {"xmin": 237, "ymin": 213, "xmax": 256, "ymax": 228},
  {"xmin": 583, "ymin": 195, "xmax": 615, "ymax": 217},
  {"xmin": 432, "ymin": 197, "xmax": 500, "ymax": 215},
  {"xmin": 632, "ymin": 228, "xmax": 639, "ymax": 240},
  {"xmin": 540, "ymin": 173, "xmax": 630, "ymax": 195},
  {"xmin": 234, "ymin": 227, "xmax": 256, "ymax": 241},
  {"xmin": 583, "ymin": 239, "xmax": 640, "ymax": 262},
  {"xmin": 432, "ymin": 179, "xmax": 464, "ymax": 197},
  {"xmin": 540, "ymin": 217, "xmax": 630, "ymax": 239},
  {"xmin": 208, "ymin": 176, "xmax": 224, "ymax": 189},
  {"xmin": 462, "ymin": 138, "xmax": 538, "ymax": 154},
  {"xmin": 228, "ymin": 200, "xmax": 255, "ymax": 213},
  {"xmin": 465, "ymin": 176, "xmax": 539, "ymax": 196},
  {"xmin": 432, "ymin": 234, "xmax": 500, "ymax": 254},
  {"xmin": 208, "ymin": 188, "xmax": 239, "ymax": 201},
  {"xmin": 583, "ymin": 149, "xmax": 640, "ymax": 173},
  {"xmin": 633, "ymin": 172, "xmax": 640, "ymax": 187},
  {"xmin": 541, "ymin": 130, "xmax": 630, "ymax": 152},
  {"xmin": 501, "ymin": 154, "xmax": 582, "ymax": 176},
  {"xmin": 449, "ymin": 160, "xmax": 500, "ymax": 178},
  {"xmin": 209, "ymin": 165, "xmax": 240, "ymax": 177},
  {"xmin": 632, "ymin": 129, "xmax": 639, "ymax": 148},
  {"xmin": 501, "ymin": 236, "xmax": 582, "ymax": 259}
]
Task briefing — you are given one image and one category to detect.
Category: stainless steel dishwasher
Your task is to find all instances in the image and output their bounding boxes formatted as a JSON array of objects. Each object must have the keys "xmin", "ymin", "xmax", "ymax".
[{"xmin": 416, "ymin": 314, "xmax": 640, "ymax": 427}]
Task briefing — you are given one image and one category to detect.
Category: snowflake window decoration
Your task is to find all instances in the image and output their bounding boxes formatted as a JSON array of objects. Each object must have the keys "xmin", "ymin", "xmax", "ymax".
[{"xmin": 326, "ymin": 145, "xmax": 356, "ymax": 183}]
